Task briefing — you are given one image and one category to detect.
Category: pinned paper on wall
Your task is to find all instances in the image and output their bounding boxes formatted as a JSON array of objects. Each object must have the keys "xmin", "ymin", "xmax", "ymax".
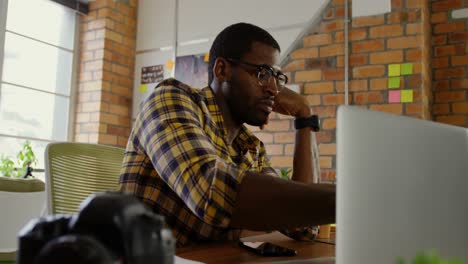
[
  {"xmin": 166, "ymin": 60, "xmax": 175, "ymax": 70},
  {"xmin": 388, "ymin": 77, "xmax": 400, "ymax": 88},
  {"xmin": 389, "ymin": 90, "xmax": 401, "ymax": 103},
  {"xmin": 204, "ymin": 53, "xmax": 209, "ymax": 62},
  {"xmin": 401, "ymin": 90, "xmax": 413, "ymax": 103},
  {"xmin": 388, "ymin": 64, "xmax": 401, "ymax": 77},
  {"xmin": 401, "ymin": 63, "xmax": 413, "ymax": 75},
  {"xmin": 139, "ymin": 84, "xmax": 147, "ymax": 93}
]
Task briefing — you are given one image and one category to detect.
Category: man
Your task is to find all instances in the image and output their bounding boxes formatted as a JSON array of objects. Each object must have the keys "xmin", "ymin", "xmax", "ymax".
[{"xmin": 119, "ymin": 23, "xmax": 335, "ymax": 247}]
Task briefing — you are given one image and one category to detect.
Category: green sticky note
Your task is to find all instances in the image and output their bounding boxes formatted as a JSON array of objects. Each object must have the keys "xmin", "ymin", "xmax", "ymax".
[
  {"xmin": 401, "ymin": 63, "xmax": 413, "ymax": 75},
  {"xmin": 388, "ymin": 77, "xmax": 400, "ymax": 89},
  {"xmin": 139, "ymin": 84, "xmax": 147, "ymax": 93},
  {"xmin": 401, "ymin": 89, "xmax": 413, "ymax": 103},
  {"xmin": 388, "ymin": 64, "xmax": 401, "ymax": 77}
]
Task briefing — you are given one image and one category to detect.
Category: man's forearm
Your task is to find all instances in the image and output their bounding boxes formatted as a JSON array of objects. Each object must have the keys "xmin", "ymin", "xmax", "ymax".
[
  {"xmin": 230, "ymin": 173, "xmax": 335, "ymax": 230},
  {"xmin": 292, "ymin": 127, "xmax": 314, "ymax": 183}
]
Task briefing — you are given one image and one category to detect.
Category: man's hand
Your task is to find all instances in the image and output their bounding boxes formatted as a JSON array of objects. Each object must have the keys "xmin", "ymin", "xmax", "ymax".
[{"xmin": 273, "ymin": 87, "xmax": 311, "ymax": 118}]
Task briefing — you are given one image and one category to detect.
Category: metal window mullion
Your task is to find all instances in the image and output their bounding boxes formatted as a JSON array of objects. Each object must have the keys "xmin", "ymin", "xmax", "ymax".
[
  {"xmin": 0, "ymin": 0, "xmax": 9, "ymax": 104},
  {"xmin": 0, "ymin": 132, "xmax": 56, "ymax": 143},
  {"xmin": 1, "ymin": 81, "xmax": 70, "ymax": 99},
  {"xmin": 67, "ymin": 13, "xmax": 79, "ymax": 142},
  {"xmin": 5, "ymin": 30, "xmax": 74, "ymax": 53}
]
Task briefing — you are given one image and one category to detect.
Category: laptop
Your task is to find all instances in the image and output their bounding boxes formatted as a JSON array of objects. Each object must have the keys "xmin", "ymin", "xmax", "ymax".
[{"xmin": 336, "ymin": 106, "xmax": 468, "ymax": 264}]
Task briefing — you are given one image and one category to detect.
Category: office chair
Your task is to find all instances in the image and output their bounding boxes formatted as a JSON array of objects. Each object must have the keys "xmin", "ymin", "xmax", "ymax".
[{"xmin": 44, "ymin": 142, "xmax": 125, "ymax": 214}]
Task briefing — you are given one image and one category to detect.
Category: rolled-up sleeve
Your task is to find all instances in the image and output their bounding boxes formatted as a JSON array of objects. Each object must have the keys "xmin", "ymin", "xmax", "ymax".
[{"xmin": 138, "ymin": 86, "xmax": 246, "ymax": 228}]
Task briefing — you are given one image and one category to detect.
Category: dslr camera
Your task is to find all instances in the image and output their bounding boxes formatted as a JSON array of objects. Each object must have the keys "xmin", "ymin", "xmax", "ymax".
[{"xmin": 17, "ymin": 192, "xmax": 175, "ymax": 264}]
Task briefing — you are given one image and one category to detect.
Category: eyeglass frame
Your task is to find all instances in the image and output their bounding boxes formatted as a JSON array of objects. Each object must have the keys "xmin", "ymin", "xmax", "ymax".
[{"xmin": 225, "ymin": 58, "xmax": 288, "ymax": 91}]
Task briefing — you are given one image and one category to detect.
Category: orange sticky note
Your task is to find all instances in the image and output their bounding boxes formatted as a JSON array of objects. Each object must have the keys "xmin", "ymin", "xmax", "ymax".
[{"xmin": 165, "ymin": 60, "xmax": 174, "ymax": 70}]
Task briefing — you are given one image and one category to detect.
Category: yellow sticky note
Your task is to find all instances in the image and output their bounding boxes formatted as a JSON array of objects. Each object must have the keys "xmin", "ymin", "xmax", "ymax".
[
  {"xmin": 204, "ymin": 53, "xmax": 209, "ymax": 62},
  {"xmin": 401, "ymin": 89, "xmax": 413, "ymax": 103},
  {"xmin": 388, "ymin": 77, "xmax": 400, "ymax": 89},
  {"xmin": 165, "ymin": 60, "xmax": 174, "ymax": 70},
  {"xmin": 139, "ymin": 84, "xmax": 147, "ymax": 93},
  {"xmin": 388, "ymin": 64, "xmax": 400, "ymax": 77},
  {"xmin": 401, "ymin": 63, "xmax": 413, "ymax": 75}
]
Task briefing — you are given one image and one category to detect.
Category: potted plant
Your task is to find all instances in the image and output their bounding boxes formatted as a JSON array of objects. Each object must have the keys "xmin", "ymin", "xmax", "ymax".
[{"xmin": 0, "ymin": 141, "xmax": 37, "ymax": 178}]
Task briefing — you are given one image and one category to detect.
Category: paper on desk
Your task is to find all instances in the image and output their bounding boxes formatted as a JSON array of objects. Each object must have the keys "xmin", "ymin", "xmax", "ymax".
[{"xmin": 175, "ymin": 255, "xmax": 206, "ymax": 264}]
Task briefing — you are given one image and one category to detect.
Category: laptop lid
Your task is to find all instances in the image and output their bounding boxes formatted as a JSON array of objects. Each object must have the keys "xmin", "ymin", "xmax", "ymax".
[{"xmin": 336, "ymin": 106, "xmax": 468, "ymax": 264}]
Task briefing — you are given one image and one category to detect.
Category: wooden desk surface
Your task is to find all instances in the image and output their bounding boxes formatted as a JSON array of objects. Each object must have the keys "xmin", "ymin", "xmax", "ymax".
[{"xmin": 177, "ymin": 232, "xmax": 335, "ymax": 264}]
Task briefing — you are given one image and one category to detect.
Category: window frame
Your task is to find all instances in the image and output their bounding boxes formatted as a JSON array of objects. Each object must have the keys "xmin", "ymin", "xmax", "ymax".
[{"xmin": 0, "ymin": 0, "xmax": 80, "ymax": 172}]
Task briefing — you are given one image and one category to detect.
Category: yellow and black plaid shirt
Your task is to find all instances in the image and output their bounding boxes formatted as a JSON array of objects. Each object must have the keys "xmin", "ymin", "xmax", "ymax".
[{"xmin": 119, "ymin": 79, "xmax": 318, "ymax": 246}]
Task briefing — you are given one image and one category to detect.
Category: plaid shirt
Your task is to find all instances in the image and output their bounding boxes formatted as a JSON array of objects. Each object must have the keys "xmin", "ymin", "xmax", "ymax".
[{"xmin": 119, "ymin": 79, "xmax": 318, "ymax": 246}]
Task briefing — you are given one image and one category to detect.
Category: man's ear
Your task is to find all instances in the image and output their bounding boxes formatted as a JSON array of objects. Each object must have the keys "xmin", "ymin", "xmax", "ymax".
[{"xmin": 213, "ymin": 57, "xmax": 231, "ymax": 82}]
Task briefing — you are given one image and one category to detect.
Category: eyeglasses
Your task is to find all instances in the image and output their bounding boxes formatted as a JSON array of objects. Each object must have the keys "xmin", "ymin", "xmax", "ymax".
[{"xmin": 226, "ymin": 58, "xmax": 288, "ymax": 91}]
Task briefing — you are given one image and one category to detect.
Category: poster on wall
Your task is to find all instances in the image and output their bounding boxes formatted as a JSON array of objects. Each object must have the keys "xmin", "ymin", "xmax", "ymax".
[
  {"xmin": 140, "ymin": 64, "xmax": 164, "ymax": 93},
  {"xmin": 175, "ymin": 53, "xmax": 208, "ymax": 88}
]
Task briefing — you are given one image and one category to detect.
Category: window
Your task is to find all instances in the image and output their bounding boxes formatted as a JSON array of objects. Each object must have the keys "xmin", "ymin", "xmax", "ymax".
[{"xmin": 0, "ymin": 0, "xmax": 78, "ymax": 180}]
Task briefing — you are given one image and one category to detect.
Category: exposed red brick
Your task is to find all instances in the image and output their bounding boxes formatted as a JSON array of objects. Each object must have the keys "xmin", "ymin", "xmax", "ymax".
[
  {"xmin": 353, "ymin": 92, "xmax": 384, "ymax": 104},
  {"xmin": 352, "ymin": 15, "xmax": 385, "ymax": 27},
  {"xmin": 432, "ymin": 57, "xmax": 449, "ymax": 68},
  {"xmin": 433, "ymin": 21, "xmax": 465, "ymax": 34},
  {"xmin": 387, "ymin": 36, "xmax": 421, "ymax": 49},
  {"xmin": 430, "ymin": 12, "xmax": 447, "ymax": 24},
  {"xmin": 432, "ymin": 35, "xmax": 447, "ymax": 45},
  {"xmin": 452, "ymin": 55, "xmax": 468, "ymax": 66},
  {"xmin": 435, "ymin": 91, "xmax": 466, "ymax": 102},
  {"xmin": 433, "ymin": 104, "xmax": 450, "ymax": 114},
  {"xmin": 432, "ymin": 0, "xmax": 462, "ymax": 12},
  {"xmin": 370, "ymin": 50, "xmax": 404, "ymax": 64},
  {"xmin": 352, "ymin": 40, "xmax": 385, "ymax": 53},
  {"xmin": 451, "ymin": 79, "xmax": 468, "ymax": 89},
  {"xmin": 448, "ymin": 32, "xmax": 468, "ymax": 43},
  {"xmin": 370, "ymin": 25, "xmax": 403, "ymax": 38},
  {"xmin": 304, "ymin": 33, "xmax": 332, "ymax": 47},
  {"xmin": 434, "ymin": 44, "xmax": 465, "ymax": 56},
  {"xmin": 434, "ymin": 68, "xmax": 465, "ymax": 79},
  {"xmin": 353, "ymin": 65, "xmax": 386, "ymax": 78}
]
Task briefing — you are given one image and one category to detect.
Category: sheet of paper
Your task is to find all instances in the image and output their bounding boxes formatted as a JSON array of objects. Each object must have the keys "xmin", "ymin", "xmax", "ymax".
[
  {"xmin": 175, "ymin": 256, "xmax": 206, "ymax": 264},
  {"xmin": 401, "ymin": 63, "xmax": 413, "ymax": 75},
  {"xmin": 389, "ymin": 90, "xmax": 401, "ymax": 103},
  {"xmin": 401, "ymin": 89, "xmax": 413, "ymax": 103},
  {"xmin": 388, "ymin": 64, "xmax": 401, "ymax": 77},
  {"xmin": 388, "ymin": 77, "xmax": 400, "ymax": 89}
]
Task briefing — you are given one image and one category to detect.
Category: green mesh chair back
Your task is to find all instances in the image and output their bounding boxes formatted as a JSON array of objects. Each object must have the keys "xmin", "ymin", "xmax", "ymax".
[{"xmin": 45, "ymin": 142, "xmax": 125, "ymax": 214}]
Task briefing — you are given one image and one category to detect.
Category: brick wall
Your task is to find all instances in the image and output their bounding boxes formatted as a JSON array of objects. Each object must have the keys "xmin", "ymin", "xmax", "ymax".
[
  {"xmin": 259, "ymin": 0, "xmax": 432, "ymax": 182},
  {"xmin": 75, "ymin": 0, "xmax": 137, "ymax": 147},
  {"xmin": 431, "ymin": 0, "xmax": 468, "ymax": 126}
]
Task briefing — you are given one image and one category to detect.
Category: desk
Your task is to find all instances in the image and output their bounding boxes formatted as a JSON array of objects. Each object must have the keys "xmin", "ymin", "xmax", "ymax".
[{"xmin": 177, "ymin": 232, "xmax": 335, "ymax": 264}]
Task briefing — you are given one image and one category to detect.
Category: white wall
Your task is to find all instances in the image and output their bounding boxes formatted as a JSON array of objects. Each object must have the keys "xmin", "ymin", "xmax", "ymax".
[{"xmin": 132, "ymin": 0, "xmax": 329, "ymax": 118}]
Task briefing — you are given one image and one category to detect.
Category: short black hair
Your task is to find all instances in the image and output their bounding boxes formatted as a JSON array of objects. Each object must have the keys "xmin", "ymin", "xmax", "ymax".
[{"xmin": 208, "ymin": 23, "xmax": 280, "ymax": 85}]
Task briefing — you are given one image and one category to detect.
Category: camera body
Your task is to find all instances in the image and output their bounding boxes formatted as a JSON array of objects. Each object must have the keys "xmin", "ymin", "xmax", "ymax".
[{"xmin": 17, "ymin": 192, "xmax": 175, "ymax": 264}]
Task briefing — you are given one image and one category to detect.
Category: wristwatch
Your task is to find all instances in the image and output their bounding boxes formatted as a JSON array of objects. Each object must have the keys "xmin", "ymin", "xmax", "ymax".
[{"xmin": 294, "ymin": 115, "xmax": 320, "ymax": 131}]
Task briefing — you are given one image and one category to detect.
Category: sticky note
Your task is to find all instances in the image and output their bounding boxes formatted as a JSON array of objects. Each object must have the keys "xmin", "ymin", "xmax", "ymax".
[
  {"xmin": 388, "ymin": 64, "xmax": 400, "ymax": 77},
  {"xmin": 401, "ymin": 90, "xmax": 413, "ymax": 103},
  {"xmin": 401, "ymin": 63, "xmax": 413, "ymax": 75},
  {"xmin": 204, "ymin": 53, "xmax": 209, "ymax": 62},
  {"xmin": 165, "ymin": 60, "xmax": 174, "ymax": 70},
  {"xmin": 388, "ymin": 77, "xmax": 400, "ymax": 89},
  {"xmin": 389, "ymin": 90, "xmax": 401, "ymax": 103},
  {"xmin": 139, "ymin": 84, "xmax": 147, "ymax": 93}
]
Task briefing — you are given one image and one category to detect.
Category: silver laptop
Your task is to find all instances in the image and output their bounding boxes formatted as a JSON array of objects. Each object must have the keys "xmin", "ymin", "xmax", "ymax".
[{"xmin": 336, "ymin": 106, "xmax": 468, "ymax": 264}]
